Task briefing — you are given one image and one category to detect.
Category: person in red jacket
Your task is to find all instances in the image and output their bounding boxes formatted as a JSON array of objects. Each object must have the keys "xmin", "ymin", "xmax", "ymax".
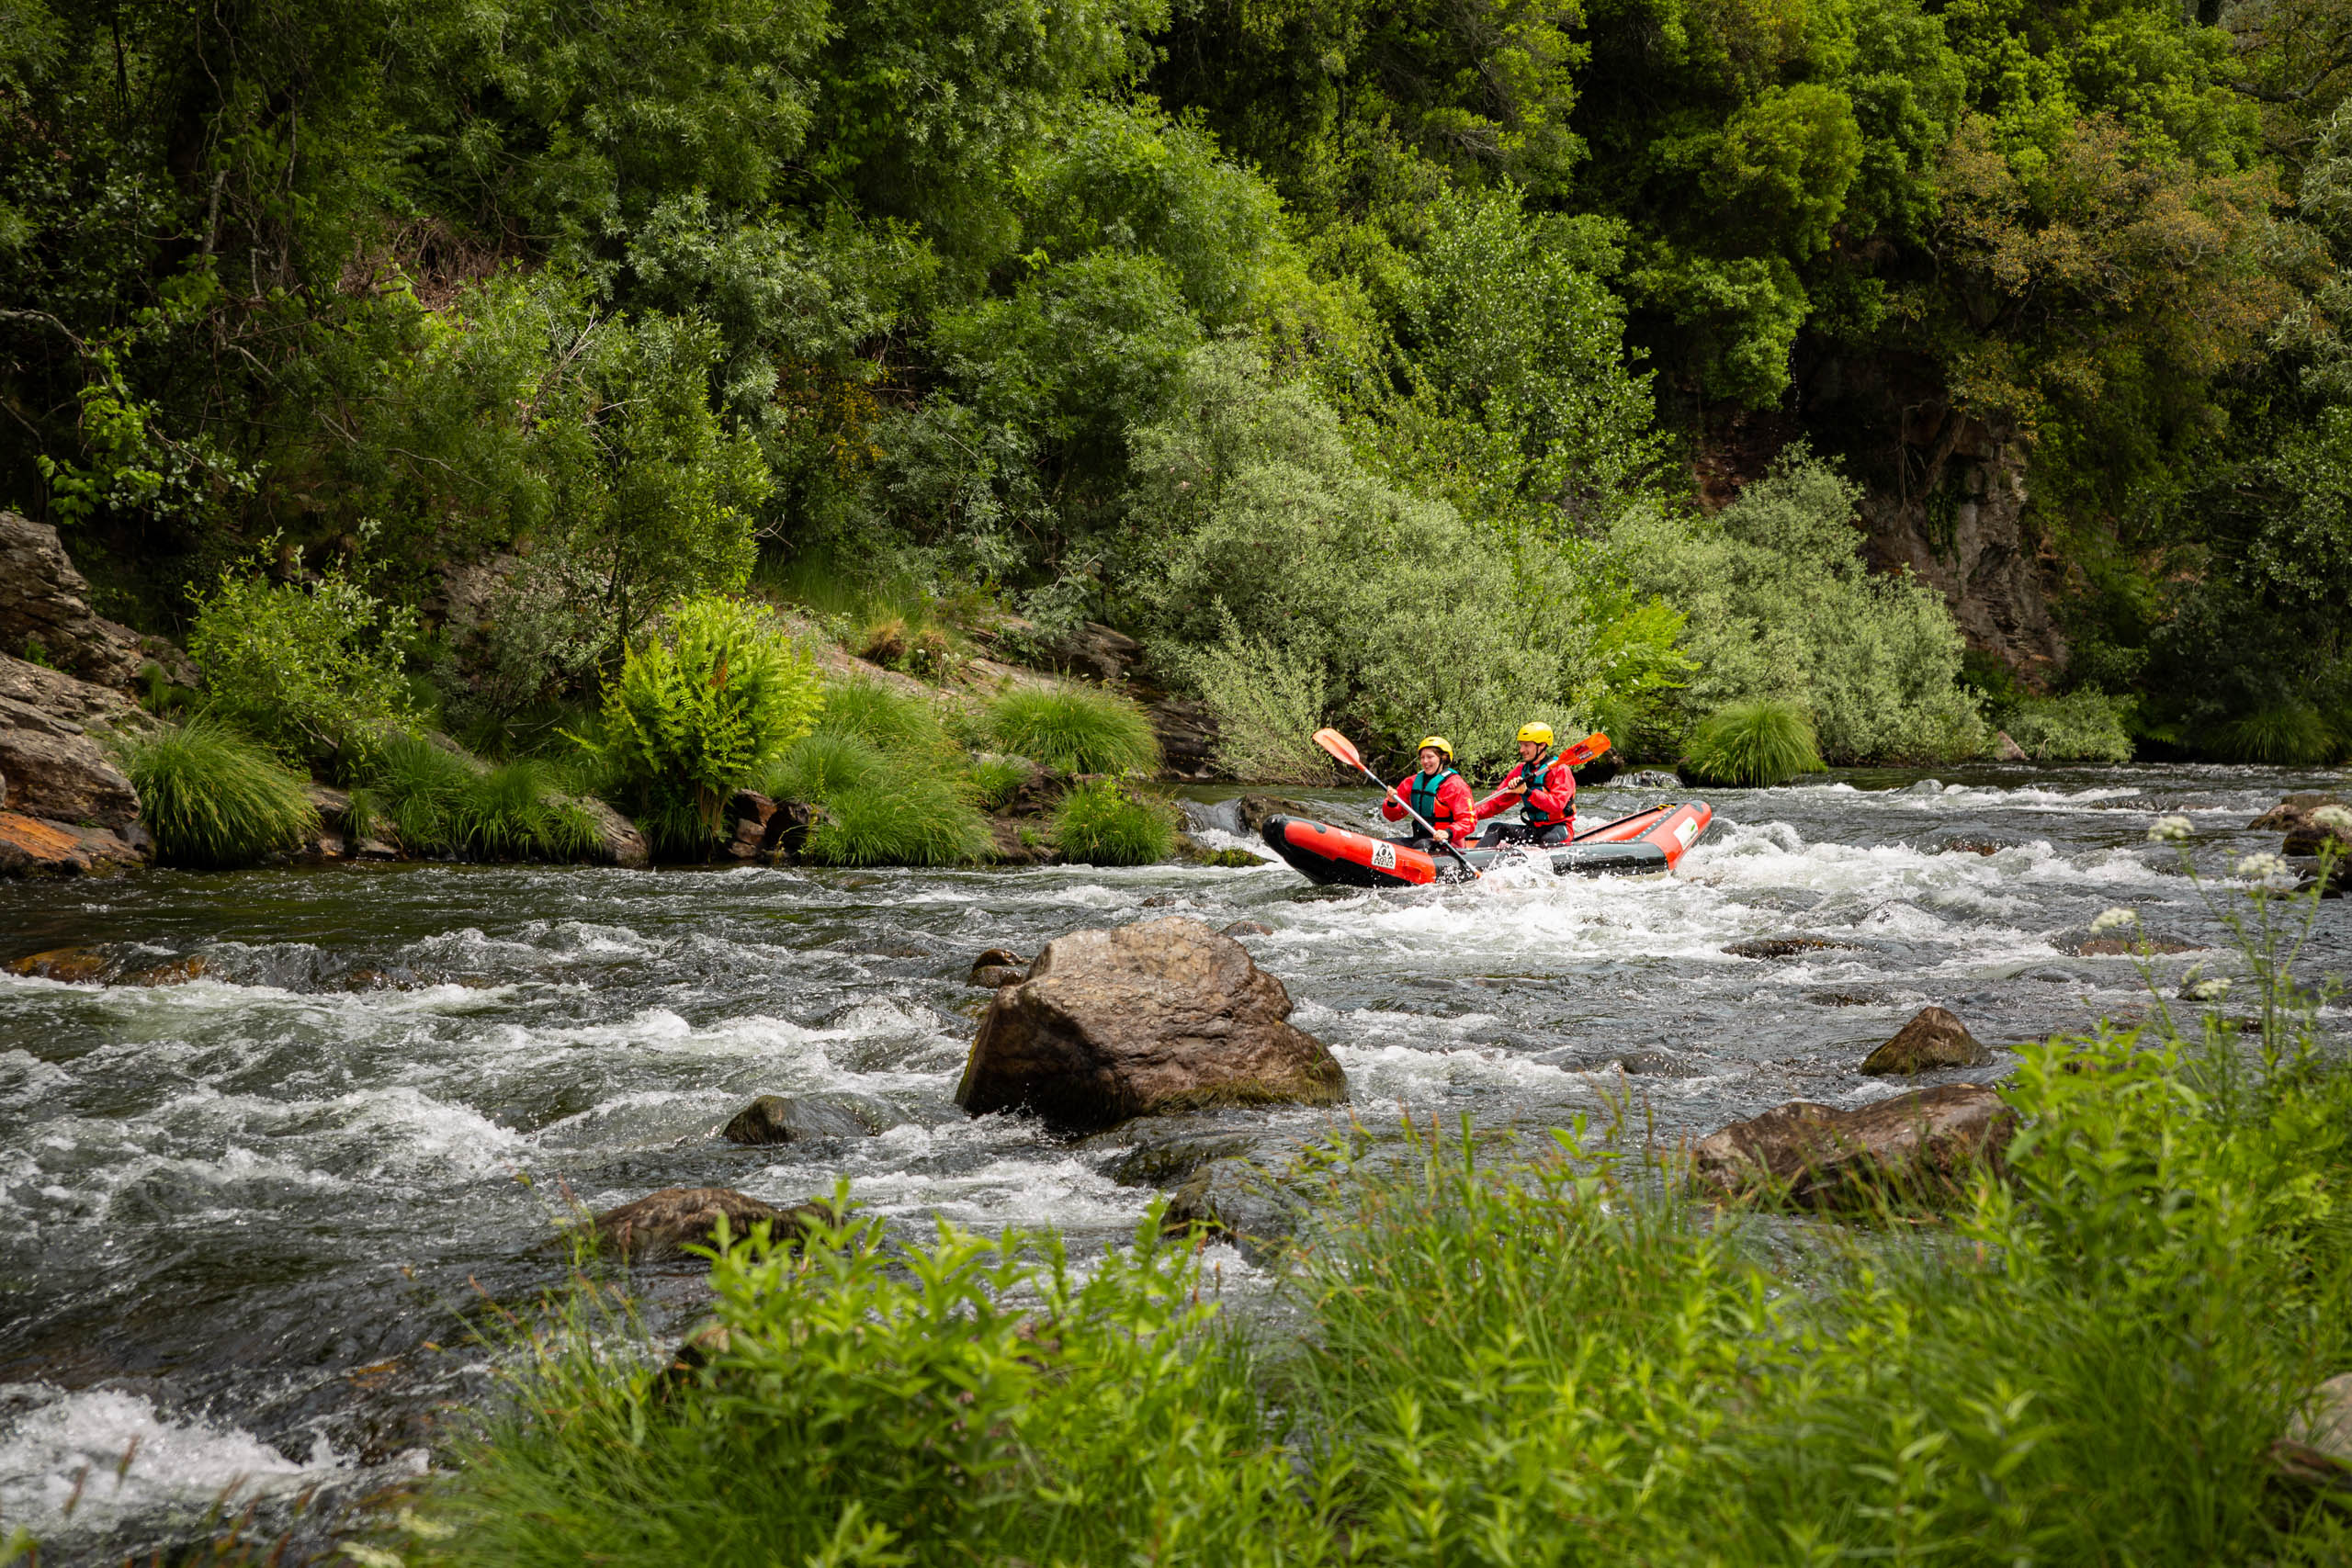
[
  {"xmin": 1475, "ymin": 722, "xmax": 1576, "ymax": 847},
  {"xmin": 1380, "ymin": 737, "xmax": 1475, "ymax": 849}
]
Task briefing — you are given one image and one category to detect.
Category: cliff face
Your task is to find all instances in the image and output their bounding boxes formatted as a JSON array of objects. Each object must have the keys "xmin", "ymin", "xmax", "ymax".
[{"xmin": 1795, "ymin": 350, "xmax": 2068, "ymax": 685}]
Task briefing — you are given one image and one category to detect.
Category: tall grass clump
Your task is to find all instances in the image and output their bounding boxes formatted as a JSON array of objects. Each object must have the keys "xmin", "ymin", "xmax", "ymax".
[
  {"xmin": 760, "ymin": 730, "xmax": 887, "ymax": 804},
  {"xmin": 578, "ymin": 595, "xmax": 823, "ymax": 854},
  {"xmin": 2001, "ymin": 689, "xmax": 2136, "ymax": 762},
  {"xmin": 970, "ymin": 752, "xmax": 1034, "ymax": 810},
  {"xmin": 1678, "ymin": 698, "xmax": 1826, "ymax": 786},
  {"xmin": 1053, "ymin": 778, "xmax": 1177, "ymax": 865},
  {"xmin": 988, "ymin": 683, "xmax": 1160, "ymax": 775},
  {"xmin": 800, "ymin": 771, "xmax": 994, "ymax": 866},
  {"xmin": 812, "ymin": 676, "xmax": 950, "ymax": 755},
  {"xmin": 2211, "ymin": 704, "xmax": 2341, "ymax": 764},
  {"xmin": 119, "ymin": 718, "xmax": 319, "ymax": 868},
  {"xmin": 347, "ymin": 732, "xmax": 597, "ymax": 860}
]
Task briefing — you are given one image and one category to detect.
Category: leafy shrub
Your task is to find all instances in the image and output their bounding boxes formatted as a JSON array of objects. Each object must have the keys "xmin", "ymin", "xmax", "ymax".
[
  {"xmin": 1679, "ymin": 699, "xmax": 1826, "ymax": 786},
  {"xmin": 2003, "ymin": 690, "xmax": 2137, "ymax": 763},
  {"xmin": 2211, "ymin": 704, "xmax": 2341, "ymax": 764},
  {"xmin": 1053, "ymin": 778, "xmax": 1176, "ymax": 865},
  {"xmin": 988, "ymin": 683, "xmax": 1160, "ymax": 775},
  {"xmin": 800, "ymin": 769, "xmax": 994, "ymax": 866},
  {"xmin": 346, "ymin": 732, "xmax": 598, "ymax": 861},
  {"xmin": 119, "ymin": 719, "xmax": 319, "ymax": 869},
  {"xmin": 186, "ymin": 557, "xmax": 420, "ymax": 768},
  {"xmin": 1173, "ymin": 624, "xmax": 1329, "ymax": 783},
  {"xmin": 581, "ymin": 596, "xmax": 822, "ymax": 854}
]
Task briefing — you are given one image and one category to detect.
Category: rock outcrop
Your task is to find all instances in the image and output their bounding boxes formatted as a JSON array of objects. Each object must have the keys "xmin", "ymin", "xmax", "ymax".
[
  {"xmin": 720, "ymin": 1093, "xmax": 890, "ymax": 1145},
  {"xmin": 1149, "ymin": 695, "xmax": 1217, "ymax": 778},
  {"xmin": 1690, "ymin": 1084, "xmax": 2016, "ymax": 1207},
  {"xmin": 0, "ymin": 513, "xmax": 147, "ymax": 687},
  {"xmin": 591, "ymin": 1186, "xmax": 835, "ymax": 1261},
  {"xmin": 0, "ymin": 654, "xmax": 144, "ymax": 835},
  {"xmin": 2252, "ymin": 794, "xmax": 2352, "ymax": 856},
  {"xmin": 956, "ymin": 916, "xmax": 1348, "ymax": 1133},
  {"xmin": 578, "ymin": 798, "xmax": 650, "ymax": 867},
  {"xmin": 1860, "ymin": 1007, "xmax": 1993, "ymax": 1075}
]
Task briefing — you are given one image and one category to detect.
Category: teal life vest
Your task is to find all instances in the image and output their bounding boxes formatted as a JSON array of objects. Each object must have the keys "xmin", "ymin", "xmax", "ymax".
[
  {"xmin": 1518, "ymin": 754, "xmax": 1566, "ymax": 825},
  {"xmin": 1407, "ymin": 767, "xmax": 1460, "ymax": 829}
]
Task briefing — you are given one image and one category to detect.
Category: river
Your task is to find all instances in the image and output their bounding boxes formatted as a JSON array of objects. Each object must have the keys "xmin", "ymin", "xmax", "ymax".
[{"xmin": 2, "ymin": 763, "xmax": 2346, "ymax": 1561}]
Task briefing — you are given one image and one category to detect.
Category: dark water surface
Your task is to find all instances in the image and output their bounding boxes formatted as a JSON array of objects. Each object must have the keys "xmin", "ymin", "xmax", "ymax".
[{"xmin": 2, "ymin": 763, "xmax": 2346, "ymax": 1557}]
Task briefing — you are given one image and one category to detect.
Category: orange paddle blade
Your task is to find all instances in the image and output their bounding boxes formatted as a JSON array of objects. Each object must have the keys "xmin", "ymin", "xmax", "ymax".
[
  {"xmin": 1563, "ymin": 732, "xmax": 1612, "ymax": 766},
  {"xmin": 1312, "ymin": 728, "xmax": 1364, "ymax": 772}
]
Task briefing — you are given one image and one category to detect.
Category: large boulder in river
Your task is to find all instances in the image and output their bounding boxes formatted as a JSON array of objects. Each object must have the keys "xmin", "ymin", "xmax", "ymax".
[
  {"xmin": 0, "ymin": 513, "xmax": 147, "ymax": 687},
  {"xmin": 2253, "ymin": 793, "xmax": 2352, "ymax": 856},
  {"xmin": 956, "ymin": 916, "xmax": 1347, "ymax": 1133},
  {"xmin": 592, "ymin": 1186, "xmax": 835, "ymax": 1261},
  {"xmin": 1690, "ymin": 1084, "xmax": 2016, "ymax": 1208},
  {"xmin": 1860, "ymin": 1006, "xmax": 1992, "ymax": 1075},
  {"xmin": 720, "ymin": 1092, "xmax": 890, "ymax": 1145}
]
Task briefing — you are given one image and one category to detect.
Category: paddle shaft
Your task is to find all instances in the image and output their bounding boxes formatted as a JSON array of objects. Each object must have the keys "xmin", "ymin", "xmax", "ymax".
[{"xmin": 1347, "ymin": 758, "xmax": 1481, "ymax": 879}]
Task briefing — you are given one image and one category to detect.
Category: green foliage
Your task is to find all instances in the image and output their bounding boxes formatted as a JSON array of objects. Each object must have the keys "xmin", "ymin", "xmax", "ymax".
[
  {"xmin": 987, "ymin": 683, "xmax": 1160, "ymax": 775},
  {"xmin": 761, "ymin": 731, "xmax": 888, "ymax": 806},
  {"xmin": 580, "ymin": 596, "xmax": 822, "ymax": 854},
  {"xmin": 345, "ymin": 733, "xmax": 598, "ymax": 862},
  {"xmin": 2212, "ymin": 705, "xmax": 2345, "ymax": 765},
  {"xmin": 1171, "ymin": 624, "xmax": 1331, "ymax": 784},
  {"xmin": 2002, "ymin": 691, "xmax": 2138, "ymax": 764},
  {"xmin": 118, "ymin": 719, "xmax": 319, "ymax": 869},
  {"xmin": 1052, "ymin": 777, "xmax": 1176, "ymax": 865},
  {"xmin": 812, "ymin": 677, "xmax": 950, "ymax": 756},
  {"xmin": 969, "ymin": 752, "xmax": 1035, "ymax": 810},
  {"xmin": 1613, "ymin": 453, "xmax": 1989, "ymax": 763},
  {"xmin": 1679, "ymin": 699, "xmax": 1827, "ymax": 786},
  {"xmin": 186, "ymin": 557, "xmax": 421, "ymax": 770},
  {"xmin": 799, "ymin": 769, "xmax": 995, "ymax": 866}
]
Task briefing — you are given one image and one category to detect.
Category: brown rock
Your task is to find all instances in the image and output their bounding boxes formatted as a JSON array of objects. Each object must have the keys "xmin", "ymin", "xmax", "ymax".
[
  {"xmin": 956, "ymin": 916, "xmax": 1347, "ymax": 1133},
  {"xmin": 1232, "ymin": 795, "xmax": 1314, "ymax": 836},
  {"xmin": 1995, "ymin": 730, "xmax": 2030, "ymax": 761},
  {"xmin": 592, "ymin": 1187, "xmax": 835, "ymax": 1262},
  {"xmin": 967, "ymin": 948, "xmax": 1028, "ymax": 987},
  {"xmin": 0, "ymin": 812, "xmax": 91, "ymax": 877},
  {"xmin": 576, "ymin": 799, "xmax": 650, "ymax": 867},
  {"xmin": 1221, "ymin": 919, "xmax": 1273, "ymax": 937},
  {"xmin": 2251, "ymin": 792, "xmax": 2343, "ymax": 830},
  {"xmin": 719, "ymin": 1093, "xmax": 888, "ymax": 1145},
  {"xmin": 1051, "ymin": 622, "xmax": 1144, "ymax": 684},
  {"xmin": 116, "ymin": 955, "xmax": 211, "ymax": 987},
  {"xmin": 1860, "ymin": 1007, "xmax": 1992, "ymax": 1075},
  {"xmin": 1149, "ymin": 695, "xmax": 1217, "ymax": 778},
  {"xmin": 0, "ymin": 513, "xmax": 146, "ymax": 687},
  {"xmin": 1690, "ymin": 1084, "xmax": 2016, "ymax": 1208},
  {"xmin": 6, "ymin": 945, "xmax": 120, "ymax": 983},
  {"xmin": 1724, "ymin": 936, "xmax": 1858, "ymax": 959}
]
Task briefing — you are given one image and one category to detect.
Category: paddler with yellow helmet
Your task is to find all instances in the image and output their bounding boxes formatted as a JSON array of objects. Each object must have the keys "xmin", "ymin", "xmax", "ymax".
[
  {"xmin": 1378, "ymin": 737, "xmax": 1476, "ymax": 850},
  {"xmin": 1474, "ymin": 722, "xmax": 1577, "ymax": 848}
]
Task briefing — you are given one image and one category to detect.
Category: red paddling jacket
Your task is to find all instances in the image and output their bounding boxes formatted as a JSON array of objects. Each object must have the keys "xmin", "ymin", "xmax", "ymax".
[
  {"xmin": 1475, "ymin": 753, "xmax": 1576, "ymax": 830},
  {"xmin": 1382, "ymin": 767, "xmax": 1476, "ymax": 845}
]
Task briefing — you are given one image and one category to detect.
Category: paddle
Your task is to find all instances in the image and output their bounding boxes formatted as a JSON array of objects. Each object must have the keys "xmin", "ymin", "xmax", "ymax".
[
  {"xmin": 1312, "ymin": 728, "xmax": 1482, "ymax": 881},
  {"xmin": 1472, "ymin": 732, "xmax": 1613, "ymax": 819}
]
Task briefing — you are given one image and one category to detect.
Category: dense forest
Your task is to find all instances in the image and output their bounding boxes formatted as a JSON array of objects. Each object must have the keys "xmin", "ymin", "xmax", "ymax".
[{"xmin": 5, "ymin": 0, "xmax": 2351, "ymax": 773}]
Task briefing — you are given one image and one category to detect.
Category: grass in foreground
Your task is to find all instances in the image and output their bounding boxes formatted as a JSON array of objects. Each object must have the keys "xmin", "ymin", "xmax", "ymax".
[
  {"xmin": 118, "ymin": 717, "xmax": 319, "ymax": 868},
  {"xmin": 1679, "ymin": 697, "xmax": 1826, "ymax": 786},
  {"xmin": 988, "ymin": 683, "xmax": 1160, "ymax": 775},
  {"xmin": 389, "ymin": 872, "xmax": 2352, "ymax": 1568}
]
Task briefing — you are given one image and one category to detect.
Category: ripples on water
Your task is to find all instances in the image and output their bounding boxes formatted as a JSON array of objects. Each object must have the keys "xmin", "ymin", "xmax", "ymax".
[{"xmin": 1, "ymin": 763, "xmax": 2346, "ymax": 1557}]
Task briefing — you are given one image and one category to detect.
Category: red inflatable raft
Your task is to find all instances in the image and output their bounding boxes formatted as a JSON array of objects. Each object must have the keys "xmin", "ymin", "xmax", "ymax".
[{"xmin": 1260, "ymin": 802, "xmax": 1714, "ymax": 888}]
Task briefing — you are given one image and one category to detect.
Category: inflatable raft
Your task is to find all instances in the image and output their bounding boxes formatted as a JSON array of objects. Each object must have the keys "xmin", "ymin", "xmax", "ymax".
[{"xmin": 1260, "ymin": 802, "xmax": 1713, "ymax": 888}]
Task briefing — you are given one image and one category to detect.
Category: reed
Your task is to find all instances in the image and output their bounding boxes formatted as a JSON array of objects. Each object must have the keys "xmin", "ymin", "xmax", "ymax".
[
  {"xmin": 2211, "ymin": 704, "xmax": 2341, "ymax": 765},
  {"xmin": 1052, "ymin": 777, "xmax": 1175, "ymax": 865}
]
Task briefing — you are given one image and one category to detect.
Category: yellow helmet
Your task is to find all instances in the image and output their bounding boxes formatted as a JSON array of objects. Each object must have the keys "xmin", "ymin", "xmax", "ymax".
[
  {"xmin": 1516, "ymin": 722, "xmax": 1555, "ymax": 746},
  {"xmin": 1416, "ymin": 736, "xmax": 1454, "ymax": 761}
]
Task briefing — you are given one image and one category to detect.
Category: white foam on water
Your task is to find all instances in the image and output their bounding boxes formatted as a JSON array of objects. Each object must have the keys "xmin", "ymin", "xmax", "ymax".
[{"xmin": 0, "ymin": 1383, "xmax": 346, "ymax": 1537}]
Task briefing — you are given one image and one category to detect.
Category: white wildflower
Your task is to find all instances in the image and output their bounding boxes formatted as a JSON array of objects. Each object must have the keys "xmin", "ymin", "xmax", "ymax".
[
  {"xmin": 2235, "ymin": 852, "xmax": 2299, "ymax": 890},
  {"xmin": 2089, "ymin": 907, "xmax": 2139, "ymax": 933},
  {"xmin": 2313, "ymin": 804, "xmax": 2352, "ymax": 835},
  {"xmin": 2147, "ymin": 814, "xmax": 2194, "ymax": 842},
  {"xmin": 2185, "ymin": 977, "xmax": 2233, "ymax": 1002}
]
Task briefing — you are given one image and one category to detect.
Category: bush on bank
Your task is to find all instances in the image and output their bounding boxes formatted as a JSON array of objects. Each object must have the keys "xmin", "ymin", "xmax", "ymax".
[
  {"xmin": 1053, "ymin": 777, "xmax": 1177, "ymax": 865},
  {"xmin": 398, "ymin": 875, "xmax": 2352, "ymax": 1567},
  {"xmin": 1678, "ymin": 698, "xmax": 1826, "ymax": 786}
]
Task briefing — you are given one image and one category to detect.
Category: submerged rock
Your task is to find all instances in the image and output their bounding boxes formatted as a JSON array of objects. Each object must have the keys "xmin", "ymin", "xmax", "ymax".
[
  {"xmin": 592, "ymin": 1187, "xmax": 835, "ymax": 1262},
  {"xmin": 720, "ymin": 1092, "xmax": 890, "ymax": 1145},
  {"xmin": 967, "ymin": 948, "xmax": 1027, "ymax": 985},
  {"xmin": 956, "ymin": 916, "xmax": 1347, "ymax": 1134},
  {"xmin": 1724, "ymin": 935, "xmax": 1857, "ymax": 960},
  {"xmin": 1860, "ymin": 1007, "xmax": 1992, "ymax": 1075},
  {"xmin": 1162, "ymin": 1156, "xmax": 1304, "ymax": 1262},
  {"xmin": 1614, "ymin": 770, "xmax": 1682, "ymax": 791},
  {"xmin": 1220, "ymin": 919, "xmax": 1273, "ymax": 938},
  {"xmin": 6, "ymin": 945, "xmax": 119, "ymax": 983},
  {"xmin": 1690, "ymin": 1084, "xmax": 2015, "ymax": 1208}
]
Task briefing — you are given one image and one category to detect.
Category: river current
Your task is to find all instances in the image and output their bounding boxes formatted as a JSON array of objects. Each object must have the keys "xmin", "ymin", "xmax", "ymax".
[{"xmin": 2, "ymin": 763, "xmax": 2346, "ymax": 1560}]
